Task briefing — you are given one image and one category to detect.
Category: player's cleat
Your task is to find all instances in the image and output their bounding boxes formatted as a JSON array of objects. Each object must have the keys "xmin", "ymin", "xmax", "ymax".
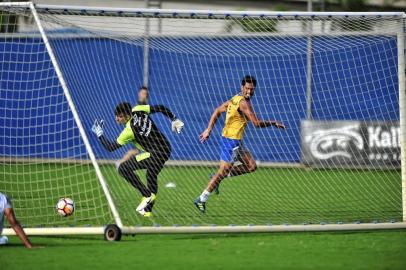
[
  {"xmin": 209, "ymin": 173, "xmax": 220, "ymax": 195},
  {"xmin": 136, "ymin": 193, "xmax": 156, "ymax": 212},
  {"xmin": 136, "ymin": 208, "xmax": 152, "ymax": 217},
  {"xmin": 137, "ymin": 208, "xmax": 146, "ymax": 216},
  {"xmin": 143, "ymin": 211, "xmax": 152, "ymax": 218},
  {"xmin": 194, "ymin": 197, "xmax": 206, "ymax": 213}
]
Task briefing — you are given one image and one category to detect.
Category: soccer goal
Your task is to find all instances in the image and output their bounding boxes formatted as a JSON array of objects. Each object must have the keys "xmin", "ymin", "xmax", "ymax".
[{"xmin": 1, "ymin": 2, "xmax": 405, "ymax": 239}]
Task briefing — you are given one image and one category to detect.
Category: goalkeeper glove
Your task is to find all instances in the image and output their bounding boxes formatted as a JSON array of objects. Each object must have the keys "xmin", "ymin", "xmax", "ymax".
[
  {"xmin": 171, "ymin": 119, "xmax": 184, "ymax": 134},
  {"xmin": 91, "ymin": 119, "xmax": 104, "ymax": 138}
]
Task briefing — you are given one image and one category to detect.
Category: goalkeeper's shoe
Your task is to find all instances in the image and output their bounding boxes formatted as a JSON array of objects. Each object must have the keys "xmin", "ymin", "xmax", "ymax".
[
  {"xmin": 209, "ymin": 173, "xmax": 220, "ymax": 195},
  {"xmin": 136, "ymin": 193, "xmax": 156, "ymax": 212},
  {"xmin": 193, "ymin": 197, "xmax": 206, "ymax": 214},
  {"xmin": 136, "ymin": 208, "xmax": 153, "ymax": 218}
]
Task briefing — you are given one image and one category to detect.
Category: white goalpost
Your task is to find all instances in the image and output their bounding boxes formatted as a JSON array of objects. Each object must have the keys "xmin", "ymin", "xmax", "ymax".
[
  {"xmin": 29, "ymin": 2, "xmax": 123, "ymax": 229},
  {"xmin": 398, "ymin": 13, "xmax": 406, "ymax": 227},
  {"xmin": 1, "ymin": 2, "xmax": 405, "ymax": 240}
]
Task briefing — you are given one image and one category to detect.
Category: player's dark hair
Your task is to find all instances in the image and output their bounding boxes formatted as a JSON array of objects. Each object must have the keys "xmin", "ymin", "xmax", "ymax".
[
  {"xmin": 241, "ymin": 75, "xmax": 257, "ymax": 87},
  {"xmin": 114, "ymin": 102, "xmax": 132, "ymax": 116},
  {"xmin": 139, "ymin": 86, "xmax": 148, "ymax": 92}
]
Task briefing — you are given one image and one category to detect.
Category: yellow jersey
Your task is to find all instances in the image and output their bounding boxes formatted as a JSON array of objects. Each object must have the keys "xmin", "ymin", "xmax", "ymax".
[{"xmin": 222, "ymin": 95, "xmax": 248, "ymax": 140}]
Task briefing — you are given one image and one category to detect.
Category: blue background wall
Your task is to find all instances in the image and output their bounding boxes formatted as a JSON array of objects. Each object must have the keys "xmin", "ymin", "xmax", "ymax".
[{"xmin": 0, "ymin": 36, "xmax": 399, "ymax": 162}]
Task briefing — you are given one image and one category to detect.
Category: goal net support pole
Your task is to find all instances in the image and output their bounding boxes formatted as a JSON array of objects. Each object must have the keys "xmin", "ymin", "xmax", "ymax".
[
  {"xmin": 0, "ymin": 2, "xmax": 123, "ymax": 232},
  {"xmin": 29, "ymin": 2, "xmax": 123, "ymax": 228},
  {"xmin": 399, "ymin": 15, "xmax": 406, "ymax": 222}
]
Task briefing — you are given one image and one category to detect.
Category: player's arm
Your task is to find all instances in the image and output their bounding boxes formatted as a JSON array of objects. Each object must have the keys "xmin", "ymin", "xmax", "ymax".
[
  {"xmin": 149, "ymin": 105, "xmax": 176, "ymax": 120},
  {"xmin": 133, "ymin": 104, "xmax": 176, "ymax": 120},
  {"xmin": 92, "ymin": 120, "xmax": 122, "ymax": 152},
  {"xmin": 91, "ymin": 119, "xmax": 124, "ymax": 152},
  {"xmin": 133, "ymin": 105, "xmax": 184, "ymax": 133},
  {"xmin": 120, "ymin": 149, "xmax": 140, "ymax": 162},
  {"xmin": 239, "ymin": 99, "xmax": 285, "ymax": 129},
  {"xmin": 199, "ymin": 101, "xmax": 229, "ymax": 143},
  {"xmin": 99, "ymin": 136, "xmax": 122, "ymax": 152},
  {"xmin": 4, "ymin": 207, "xmax": 32, "ymax": 248}
]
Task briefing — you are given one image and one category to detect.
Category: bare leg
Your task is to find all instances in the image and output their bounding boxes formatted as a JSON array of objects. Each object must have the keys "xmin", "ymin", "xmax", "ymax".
[
  {"xmin": 229, "ymin": 151, "xmax": 257, "ymax": 177},
  {"xmin": 206, "ymin": 161, "xmax": 232, "ymax": 192},
  {"xmin": 210, "ymin": 152, "xmax": 257, "ymax": 196},
  {"xmin": 195, "ymin": 161, "xmax": 233, "ymax": 212}
]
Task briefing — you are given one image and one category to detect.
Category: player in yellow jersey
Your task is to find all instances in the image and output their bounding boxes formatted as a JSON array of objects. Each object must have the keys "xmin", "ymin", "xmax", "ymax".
[{"xmin": 194, "ymin": 75, "xmax": 285, "ymax": 213}]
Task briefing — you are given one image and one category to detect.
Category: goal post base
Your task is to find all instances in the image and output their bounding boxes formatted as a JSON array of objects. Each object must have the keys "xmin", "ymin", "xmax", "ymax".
[
  {"xmin": 121, "ymin": 222, "xmax": 406, "ymax": 234},
  {"xmin": 104, "ymin": 224, "xmax": 122, "ymax": 241},
  {"xmin": 2, "ymin": 227, "xmax": 105, "ymax": 236}
]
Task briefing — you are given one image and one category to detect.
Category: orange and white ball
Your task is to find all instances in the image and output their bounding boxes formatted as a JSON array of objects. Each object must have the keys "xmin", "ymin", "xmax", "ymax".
[{"xmin": 56, "ymin": 198, "xmax": 75, "ymax": 217}]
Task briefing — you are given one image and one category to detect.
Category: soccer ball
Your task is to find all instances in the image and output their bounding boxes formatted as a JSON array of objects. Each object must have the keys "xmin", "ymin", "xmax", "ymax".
[{"xmin": 56, "ymin": 198, "xmax": 75, "ymax": 217}]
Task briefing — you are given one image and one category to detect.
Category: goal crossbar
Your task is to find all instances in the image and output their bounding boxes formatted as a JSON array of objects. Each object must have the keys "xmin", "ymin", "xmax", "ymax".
[
  {"xmin": 34, "ymin": 5, "xmax": 405, "ymax": 18},
  {"xmin": 0, "ymin": 2, "xmax": 403, "ymax": 19}
]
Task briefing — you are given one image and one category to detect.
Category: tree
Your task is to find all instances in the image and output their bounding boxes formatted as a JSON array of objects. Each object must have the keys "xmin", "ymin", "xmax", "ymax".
[
  {"xmin": 224, "ymin": 4, "xmax": 288, "ymax": 33},
  {"xmin": 0, "ymin": 0, "xmax": 19, "ymax": 33},
  {"xmin": 330, "ymin": 0, "xmax": 374, "ymax": 31}
]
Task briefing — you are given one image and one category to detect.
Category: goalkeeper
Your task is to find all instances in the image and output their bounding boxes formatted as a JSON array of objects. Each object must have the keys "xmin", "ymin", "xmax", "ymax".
[
  {"xmin": 116, "ymin": 86, "xmax": 150, "ymax": 167},
  {"xmin": 92, "ymin": 102, "xmax": 184, "ymax": 217}
]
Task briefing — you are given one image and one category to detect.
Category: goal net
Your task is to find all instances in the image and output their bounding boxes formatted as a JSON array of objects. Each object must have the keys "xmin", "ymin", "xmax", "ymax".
[{"xmin": 0, "ymin": 3, "xmax": 405, "ymax": 233}]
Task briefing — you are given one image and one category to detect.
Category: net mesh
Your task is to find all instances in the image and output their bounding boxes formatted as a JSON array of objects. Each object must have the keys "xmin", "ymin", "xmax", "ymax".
[{"xmin": 0, "ymin": 5, "xmax": 403, "ymax": 227}]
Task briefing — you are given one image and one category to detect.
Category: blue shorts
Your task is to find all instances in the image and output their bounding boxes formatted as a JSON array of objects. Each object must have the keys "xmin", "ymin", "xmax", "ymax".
[{"xmin": 220, "ymin": 136, "xmax": 248, "ymax": 163}]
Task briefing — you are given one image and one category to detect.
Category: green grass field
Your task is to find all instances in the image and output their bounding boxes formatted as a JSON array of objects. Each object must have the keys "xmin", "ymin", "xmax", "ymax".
[
  {"xmin": 1, "ymin": 231, "xmax": 406, "ymax": 270},
  {"xmin": 1, "ymin": 163, "xmax": 402, "ymax": 226},
  {"xmin": 1, "ymin": 163, "xmax": 404, "ymax": 269}
]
